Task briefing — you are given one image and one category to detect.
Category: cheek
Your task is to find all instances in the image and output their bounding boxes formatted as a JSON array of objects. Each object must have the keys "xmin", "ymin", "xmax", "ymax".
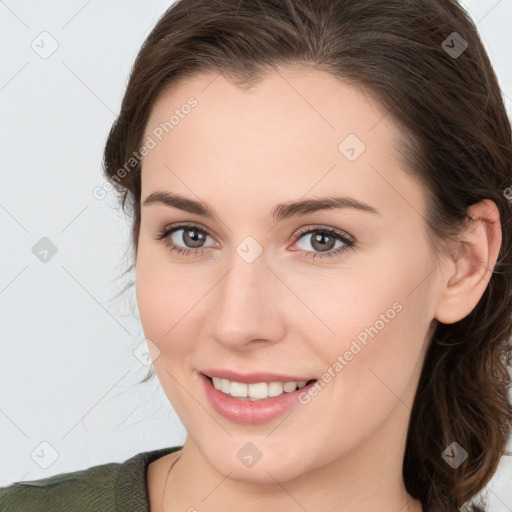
[
  {"xmin": 135, "ymin": 241, "xmax": 186, "ymax": 344},
  {"xmin": 135, "ymin": 240, "xmax": 214, "ymax": 371},
  {"xmin": 305, "ymin": 242, "xmax": 434, "ymax": 391},
  {"xmin": 293, "ymin": 253, "xmax": 428, "ymax": 352},
  {"xmin": 326, "ymin": 267, "xmax": 433, "ymax": 425}
]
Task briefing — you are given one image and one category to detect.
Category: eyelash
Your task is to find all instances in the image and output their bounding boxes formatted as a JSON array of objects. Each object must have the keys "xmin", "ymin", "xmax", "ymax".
[{"xmin": 154, "ymin": 222, "xmax": 356, "ymax": 261}]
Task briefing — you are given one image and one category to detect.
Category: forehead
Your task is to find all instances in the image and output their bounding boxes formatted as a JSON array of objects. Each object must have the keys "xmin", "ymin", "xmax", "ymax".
[
  {"xmin": 144, "ymin": 66, "xmax": 398, "ymax": 149},
  {"xmin": 140, "ymin": 66, "xmax": 423, "ymax": 218}
]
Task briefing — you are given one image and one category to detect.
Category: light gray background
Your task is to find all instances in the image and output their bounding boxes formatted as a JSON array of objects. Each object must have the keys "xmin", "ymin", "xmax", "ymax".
[{"xmin": 1, "ymin": 1, "xmax": 511, "ymax": 510}]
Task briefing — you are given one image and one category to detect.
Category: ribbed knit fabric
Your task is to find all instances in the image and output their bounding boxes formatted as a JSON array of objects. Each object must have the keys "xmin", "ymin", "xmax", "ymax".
[{"xmin": 0, "ymin": 445, "xmax": 183, "ymax": 511}]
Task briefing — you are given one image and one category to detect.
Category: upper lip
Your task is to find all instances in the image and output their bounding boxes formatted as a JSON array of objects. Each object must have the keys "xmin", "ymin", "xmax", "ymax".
[{"xmin": 200, "ymin": 368, "xmax": 316, "ymax": 384}]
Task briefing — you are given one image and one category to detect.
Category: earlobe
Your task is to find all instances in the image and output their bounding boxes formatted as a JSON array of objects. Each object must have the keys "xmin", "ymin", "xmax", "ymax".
[{"xmin": 434, "ymin": 199, "xmax": 502, "ymax": 325}]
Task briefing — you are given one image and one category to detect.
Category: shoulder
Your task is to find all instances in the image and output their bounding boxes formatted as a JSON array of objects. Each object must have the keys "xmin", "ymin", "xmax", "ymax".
[
  {"xmin": 0, "ymin": 459, "xmax": 121, "ymax": 512},
  {"xmin": 0, "ymin": 446, "xmax": 182, "ymax": 512}
]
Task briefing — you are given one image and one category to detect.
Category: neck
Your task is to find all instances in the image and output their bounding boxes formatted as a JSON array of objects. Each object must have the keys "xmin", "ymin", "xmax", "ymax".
[{"xmin": 161, "ymin": 401, "xmax": 422, "ymax": 512}]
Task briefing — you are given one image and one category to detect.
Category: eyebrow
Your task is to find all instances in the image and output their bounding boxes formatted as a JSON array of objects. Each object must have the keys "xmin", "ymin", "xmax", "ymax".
[{"xmin": 142, "ymin": 191, "xmax": 379, "ymax": 222}]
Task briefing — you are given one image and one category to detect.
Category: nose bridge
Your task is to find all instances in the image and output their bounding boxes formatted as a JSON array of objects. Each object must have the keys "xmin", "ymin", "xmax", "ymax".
[
  {"xmin": 218, "ymin": 245, "xmax": 271, "ymax": 318},
  {"xmin": 209, "ymin": 243, "xmax": 284, "ymax": 346}
]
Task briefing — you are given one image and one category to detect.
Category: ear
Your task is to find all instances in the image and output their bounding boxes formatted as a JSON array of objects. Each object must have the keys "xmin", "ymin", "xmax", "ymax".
[{"xmin": 434, "ymin": 199, "xmax": 502, "ymax": 324}]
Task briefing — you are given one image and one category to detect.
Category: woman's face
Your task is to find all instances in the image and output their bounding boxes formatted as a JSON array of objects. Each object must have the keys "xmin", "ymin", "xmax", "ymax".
[{"xmin": 136, "ymin": 66, "xmax": 446, "ymax": 483}]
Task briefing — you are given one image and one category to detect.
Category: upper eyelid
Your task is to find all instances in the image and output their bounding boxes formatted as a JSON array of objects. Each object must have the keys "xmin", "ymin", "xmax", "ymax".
[{"xmin": 294, "ymin": 224, "xmax": 354, "ymax": 240}]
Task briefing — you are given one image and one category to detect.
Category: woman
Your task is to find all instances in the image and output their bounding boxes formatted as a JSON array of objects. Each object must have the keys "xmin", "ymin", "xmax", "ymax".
[{"xmin": 1, "ymin": 0, "xmax": 511, "ymax": 511}]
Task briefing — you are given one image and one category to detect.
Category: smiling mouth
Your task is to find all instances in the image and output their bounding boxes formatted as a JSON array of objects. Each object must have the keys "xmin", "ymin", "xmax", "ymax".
[{"xmin": 203, "ymin": 374, "xmax": 318, "ymax": 400}]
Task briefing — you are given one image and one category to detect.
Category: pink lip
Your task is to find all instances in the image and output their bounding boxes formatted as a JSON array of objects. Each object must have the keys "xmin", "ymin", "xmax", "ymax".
[
  {"xmin": 200, "ymin": 368, "xmax": 315, "ymax": 384},
  {"xmin": 198, "ymin": 371, "xmax": 317, "ymax": 425}
]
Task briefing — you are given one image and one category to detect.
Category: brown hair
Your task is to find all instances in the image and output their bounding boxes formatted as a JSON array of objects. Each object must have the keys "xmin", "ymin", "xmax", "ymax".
[{"xmin": 102, "ymin": 1, "xmax": 512, "ymax": 510}]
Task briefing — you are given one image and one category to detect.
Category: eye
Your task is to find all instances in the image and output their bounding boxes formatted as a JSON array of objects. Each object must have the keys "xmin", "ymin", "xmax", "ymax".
[
  {"xmin": 154, "ymin": 223, "xmax": 355, "ymax": 260},
  {"xmin": 154, "ymin": 223, "xmax": 217, "ymax": 257},
  {"xmin": 290, "ymin": 225, "xmax": 355, "ymax": 260}
]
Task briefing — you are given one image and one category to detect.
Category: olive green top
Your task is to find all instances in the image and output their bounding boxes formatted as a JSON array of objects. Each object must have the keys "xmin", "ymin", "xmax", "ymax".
[{"xmin": 0, "ymin": 445, "xmax": 183, "ymax": 511}]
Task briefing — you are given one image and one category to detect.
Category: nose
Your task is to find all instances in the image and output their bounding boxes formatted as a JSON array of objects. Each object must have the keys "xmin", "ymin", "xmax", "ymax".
[{"xmin": 208, "ymin": 248, "xmax": 286, "ymax": 350}]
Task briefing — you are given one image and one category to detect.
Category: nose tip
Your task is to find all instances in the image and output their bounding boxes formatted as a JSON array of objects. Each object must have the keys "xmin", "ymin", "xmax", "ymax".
[{"xmin": 208, "ymin": 258, "xmax": 285, "ymax": 350}]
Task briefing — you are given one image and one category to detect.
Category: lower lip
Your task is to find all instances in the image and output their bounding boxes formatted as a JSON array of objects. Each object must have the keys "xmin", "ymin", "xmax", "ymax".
[{"xmin": 199, "ymin": 372, "xmax": 317, "ymax": 425}]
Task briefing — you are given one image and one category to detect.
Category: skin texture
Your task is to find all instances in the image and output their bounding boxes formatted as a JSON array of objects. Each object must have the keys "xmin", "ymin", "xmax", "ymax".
[{"xmin": 137, "ymin": 66, "xmax": 502, "ymax": 512}]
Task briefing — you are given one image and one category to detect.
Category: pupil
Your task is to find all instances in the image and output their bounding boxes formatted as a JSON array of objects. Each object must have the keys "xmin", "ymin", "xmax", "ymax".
[
  {"xmin": 313, "ymin": 233, "xmax": 335, "ymax": 251},
  {"xmin": 185, "ymin": 229, "xmax": 205, "ymax": 248}
]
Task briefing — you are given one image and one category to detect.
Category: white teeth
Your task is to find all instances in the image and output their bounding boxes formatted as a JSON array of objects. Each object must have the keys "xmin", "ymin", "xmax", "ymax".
[
  {"xmin": 230, "ymin": 381, "xmax": 248, "ymax": 397},
  {"xmin": 248, "ymin": 382, "xmax": 268, "ymax": 399},
  {"xmin": 211, "ymin": 376, "xmax": 309, "ymax": 400},
  {"xmin": 283, "ymin": 381, "xmax": 298, "ymax": 392},
  {"xmin": 268, "ymin": 382, "xmax": 283, "ymax": 397},
  {"xmin": 220, "ymin": 378, "xmax": 231, "ymax": 394}
]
